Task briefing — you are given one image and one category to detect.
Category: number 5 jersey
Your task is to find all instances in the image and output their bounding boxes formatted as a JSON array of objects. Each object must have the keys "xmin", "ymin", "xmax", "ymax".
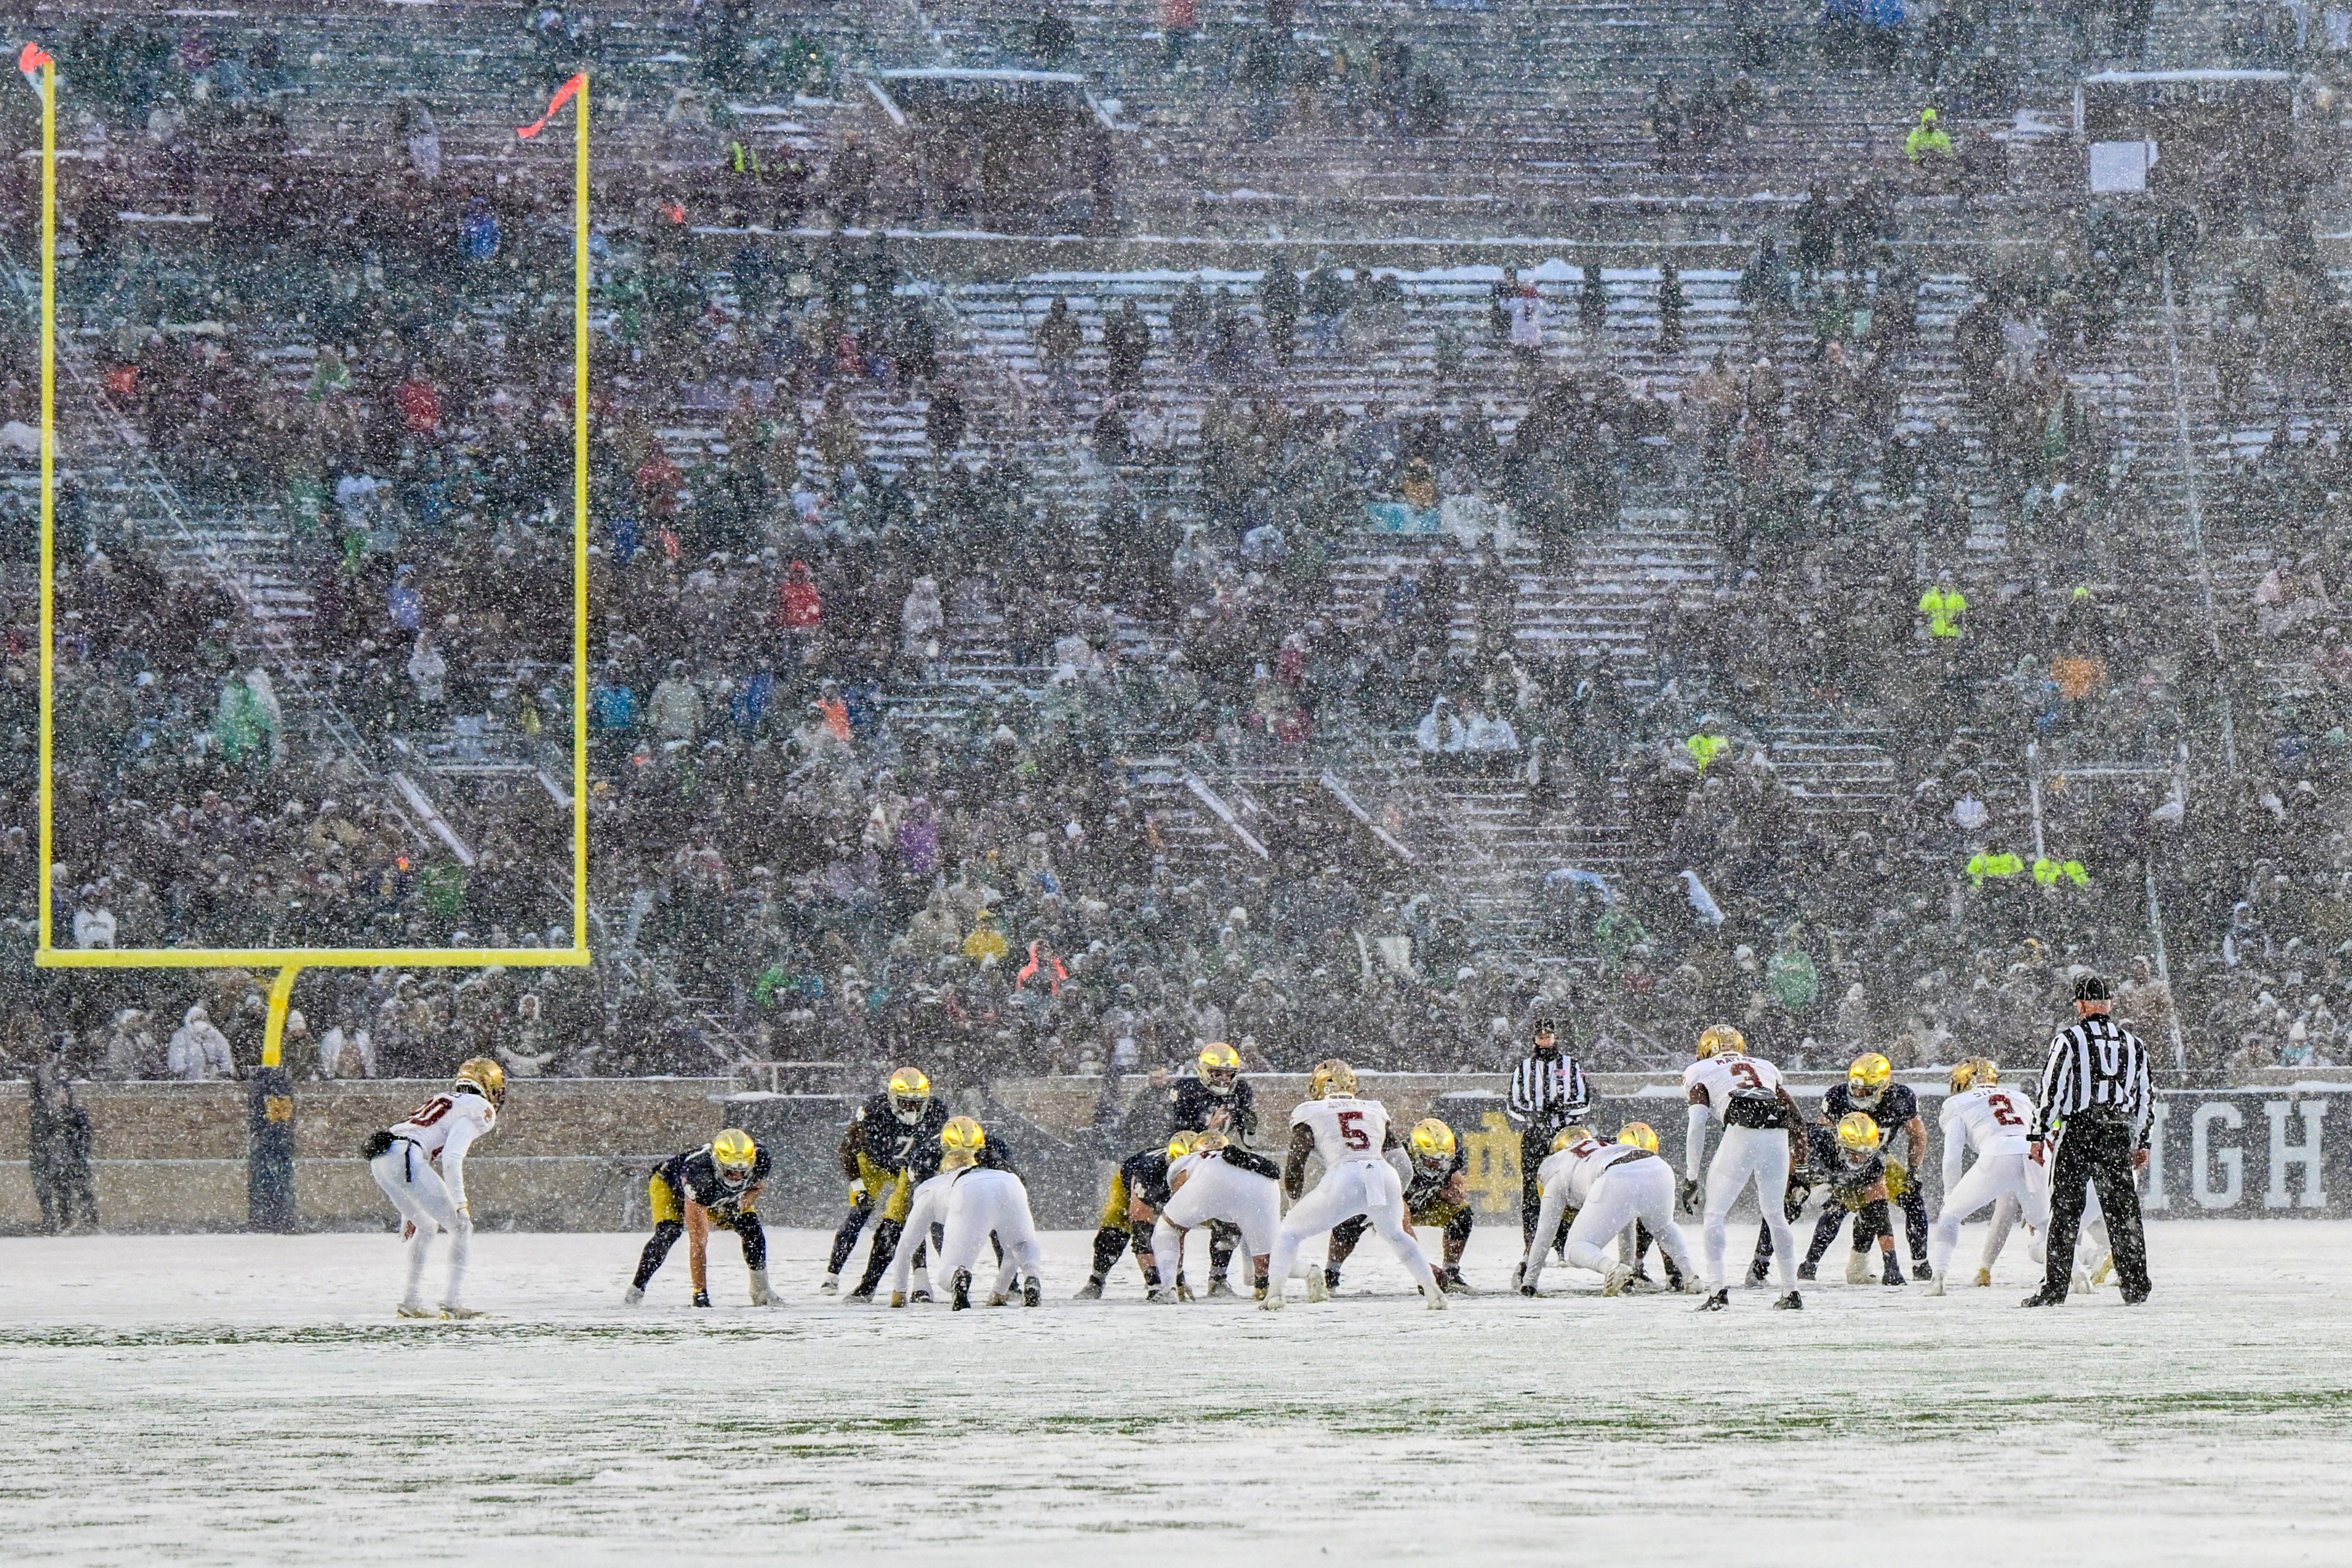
[{"xmin": 1293, "ymin": 1094, "xmax": 1392, "ymax": 1167}]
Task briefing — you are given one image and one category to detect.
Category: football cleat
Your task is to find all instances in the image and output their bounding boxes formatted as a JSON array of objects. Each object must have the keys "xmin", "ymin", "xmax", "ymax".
[
  {"xmin": 1601, "ymin": 1263, "xmax": 1637, "ymax": 1297},
  {"xmin": 395, "ymin": 1301, "xmax": 437, "ymax": 1319},
  {"xmin": 1974, "ymin": 1267, "xmax": 1993, "ymax": 1288},
  {"xmin": 1519, "ymin": 1283, "xmax": 1537, "ymax": 1297},
  {"xmin": 1912, "ymin": 1259, "xmax": 1933, "ymax": 1281},
  {"xmin": 1881, "ymin": 1254, "xmax": 1906, "ymax": 1286},
  {"xmin": 442, "ymin": 1304, "xmax": 486, "ymax": 1320},
  {"xmin": 691, "ymin": 1290, "xmax": 712, "ymax": 1309},
  {"xmin": 950, "ymin": 1270, "xmax": 974, "ymax": 1311},
  {"xmin": 989, "ymin": 1291, "xmax": 1009, "ymax": 1308},
  {"xmin": 1304, "ymin": 1270, "xmax": 1329, "ymax": 1304},
  {"xmin": 2020, "ymin": 1287, "xmax": 2067, "ymax": 1308},
  {"xmin": 748, "ymin": 1269, "xmax": 776, "ymax": 1307},
  {"xmin": 1149, "ymin": 1286, "xmax": 1178, "ymax": 1304},
  {"xmin": 1420, "ymin": 1279, "xmax": 1449, "ymax": 1310},
  {"xmin": 2092, "ymin": 1254, "xmax": 2116, "ymax": 1287},
  {"xmin": 2121, "ymin": 1284, "xmax": 2150, "ymax": 1305},
  {"xmin": 1508, "ymin": 1261, "xmax": 1523, "ymax": 1292},
  {"xmin": 1206, "ymin": 1277, "xmax": 1236, "ymax": 1299},
  {"xmin": 1023, "ymin": 1276, "xmax": 1041, "ymax": 1308},
  {"xmin": 1177, "ymin": 1281, "xmax": 1197, "ymax": 1303},
  {"xmin": 1073, "ymin": 1279, "xmax": 1105, "ymax": 1300},
  {"xmin": 819, "ymin": 1273, "xmax": 840, "ymax": 1296},
  {"xmin": 1257, "ymin": 1290, "xmax": 1285, "ymax": 1311},
  {"xmin": 622, "ymin": 1286, "xmax": 645, "ymax": 1306},
  {"xmin": 845, "ymin": 1285, "xmax": 875, "ymax": 1304},
  {"xmin": 1924, "ymin": 1275, "xmax": 1946, "ymax": 1297},
  {"xmin": 1772, "ymin": 1291, "xmax": 1803, "ymax": 1310},
  {"xmin": 889, "ymin": 1291, "xmax": 907, "ymax": 1309},
  {"xmin": 1745, "ymin": 1260, "xmax": 1770, "ymax": 1288},
  {"xmin": 1697, "ymin": 1289, "xmax": 1731, "ymax": 1311},
  {"xmin": 1846, "ymin": 1248, "xmax": 1871, "ymax": 1285},
  {"xmin": 1796, "ymin": 1261, "xmax": 1818, "ymax": 1282},
  {"xmin": 1439, "ymin": 1269, "xmax": 1474, "ymax": 1295},
  {"xmin": 909, "ymin": 1288, "xmax": 933, "ymax": 1305}
]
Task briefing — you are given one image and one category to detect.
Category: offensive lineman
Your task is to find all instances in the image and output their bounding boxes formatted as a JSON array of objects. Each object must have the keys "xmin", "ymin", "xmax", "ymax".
[
  {"xmin": 1327, "ymin": 1119, "xmax": 1475, "ymax": 1295},
  {"xmin": 1169, "ymin": 1042, "xmax": 1259, "ymax": 1298},
  {"xmin": 625, "ymin": 1129, "xmax": 775, "ymax": 1308},
  {"xmin": 832, "ymin": 1067, "xmax": 951, "ymax": 1301},
  {"xmin": 365, "ymin": 1057, "xmax": 504, "ymax": 1319},
  {"xmin": 1521, "ymin": 1125, "xmax": 1698, "ymax": 1295},
  {"xmin": 1821, "ymin": 1052, "xmax": 1933, "ymax": 1279},
  {"xmin": 1076, "ymin": 1131, "xmax": 1194, "ymax": 1299},
  {"xmin": 1925, "ymin": 1057, "xmax": 2050, "ymax": 1295},
  {"xmin": 1151, "ymin": 1129, "xmax": 1284, "ymax": 1301},
  {"xmin": 884, "ymin": 1117, "xmax": 1044, "ymax": 1309},
  {"xmin": 1682, "ymin": 1025, "xmax": 1806, "ymax": 1310},
  {"xmin": 1262, "ymin": 1059, "xmax": 1446, "ymax": 1310},
  {"xmin": 1801, "ymin": 1112, "xmax": 1906, "ymax": 1284}
]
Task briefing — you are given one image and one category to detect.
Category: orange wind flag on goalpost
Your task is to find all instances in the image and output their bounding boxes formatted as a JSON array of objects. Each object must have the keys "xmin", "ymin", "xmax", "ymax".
[
  {"xmin": 18, "ymin": 40, "xmax": 52, "ymax": 101},
  {"xmin": 516, "ymin": 73, "xmax": 585, "ymax": 139}
]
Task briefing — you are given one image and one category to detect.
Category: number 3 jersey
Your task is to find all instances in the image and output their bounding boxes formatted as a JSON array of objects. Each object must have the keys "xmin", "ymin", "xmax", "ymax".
[
  {"xmin": 388, "ymin": 1088, "xmax": 497, "ymax": 1161},
  {"xmin": 1292, "ymin": 1095, "xmax": 1391, "ymax": 1168},
  {"xmin": 1942, "ymin": 1084, "xmax": 2038, "ymax": 1160},
  {"xmin": 1682, "ymin": 1052, "xmax": 1786, "ymax": 1128}
]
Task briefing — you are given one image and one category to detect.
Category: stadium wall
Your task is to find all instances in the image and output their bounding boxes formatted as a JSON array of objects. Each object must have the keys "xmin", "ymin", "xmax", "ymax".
[{"xmin": 3, "ymin": 1075, "xmax": 2345, "ymax": 1232}]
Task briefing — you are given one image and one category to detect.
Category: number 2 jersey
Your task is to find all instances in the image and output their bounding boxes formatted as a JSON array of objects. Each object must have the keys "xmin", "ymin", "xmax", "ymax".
[
  {"xmin": 1683, "ymin": 1052, "xmax": 1788, "ymax": 1129},
  {"xmin": 1942, "ymin": 1083, "xmax": 2038, "ymax": 1168},
  {"xmin": 388, "ymin": 1088, "xmax": 497, "ymax": 1163},
  {"xmin": 1292, "ymin": 1094, "xmax": 1391, "ymax": 1168}
]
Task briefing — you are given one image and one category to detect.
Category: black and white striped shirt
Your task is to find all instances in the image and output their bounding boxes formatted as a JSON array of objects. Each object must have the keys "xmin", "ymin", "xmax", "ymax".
[
  {"xmin": 1508, "ymin": 1053, "xmax": 1590, "ymax": 1136},
  {"xmin": 2034, "ymin": 1014, "xmax": 2153, "ymax": 1148}
]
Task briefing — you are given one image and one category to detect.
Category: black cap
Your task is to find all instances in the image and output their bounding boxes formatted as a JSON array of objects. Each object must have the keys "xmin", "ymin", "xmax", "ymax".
[
  {"xmin": 2073, "ymin": 974, "xmax": 2111, "ymax": 1003},
  {"xmin": 1532, "ymin": 1015, "xmax": 1557, "ymax": 1036}
]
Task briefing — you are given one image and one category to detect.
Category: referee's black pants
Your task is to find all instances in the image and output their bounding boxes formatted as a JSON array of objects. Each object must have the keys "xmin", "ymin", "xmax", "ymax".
[
  {"xmin": 2041, "ymin": 1106, "xmax": 2151, "ymax": 1300},
  {"xmin": 1521, "ymin": 1130, "xmax": 1555, "ymax": 1246}
]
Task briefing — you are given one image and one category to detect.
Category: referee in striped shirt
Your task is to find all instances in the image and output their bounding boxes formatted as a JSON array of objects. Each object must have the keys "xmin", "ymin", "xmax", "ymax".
[
  {"xmin": 1507, "ymin": 1014, "xmax": 1591, "ymax": 1246},
  {"xmin": 2022, "ymin": 974, "xmax": 2153, "ymax": 1307}
]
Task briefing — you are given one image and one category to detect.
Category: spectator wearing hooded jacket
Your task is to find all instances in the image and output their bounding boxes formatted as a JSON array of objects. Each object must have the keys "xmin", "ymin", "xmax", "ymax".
[{"xmin": 167, "ymin": 1003, "xmax": 235, "ymax": 1081}]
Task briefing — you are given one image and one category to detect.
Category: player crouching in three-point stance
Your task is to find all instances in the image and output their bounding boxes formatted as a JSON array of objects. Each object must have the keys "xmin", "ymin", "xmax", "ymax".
[
  {"xmin": 887, "ymin": 1117, "xmax": 1045, "ymax": 1310},
  {"xmin": 1151, "ymin": 1129, "xmax": 1283, "ymax": 1301},
  {"xmin": 625, "ymin": 1130, "xmax": 774, "ymax": 1308},
  {"xmin": 1682, "ymin": 1025, "xmax": 1806, "ymax": 1311},
  {"xmin": 1925, "ymin": 1058, "xmax": 2048, "ymax": 1296},
  {"xmin": 1521, "ymin": 1124, "xmax": 1697, "ymax": 1296},
  {"xmin": 1329, "ymin": 1119, "xmax": 1476, "ymax": 1295},
  {"xmin": 1263, "ymin": 1059, "xmax": 1446, "ymax": 1311},
  {"xmin": 366, "ymin": 1058, "xmax": 504, "ymax": 1319}
]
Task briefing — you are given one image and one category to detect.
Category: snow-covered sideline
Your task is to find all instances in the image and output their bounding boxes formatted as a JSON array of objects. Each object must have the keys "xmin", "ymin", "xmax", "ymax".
[{"xmin": 1, "ymin": 1222, "xmax": 2345, "ymax": 1565}]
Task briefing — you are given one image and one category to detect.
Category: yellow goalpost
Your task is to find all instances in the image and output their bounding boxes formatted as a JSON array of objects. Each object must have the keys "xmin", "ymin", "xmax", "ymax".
[{"xmin": 28, "ymin": 52, "xmax": 596, "ymax": 1073}]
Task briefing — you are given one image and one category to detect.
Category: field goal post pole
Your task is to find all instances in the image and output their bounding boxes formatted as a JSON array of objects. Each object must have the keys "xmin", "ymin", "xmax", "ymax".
[{"xmin": 26, "ymin": 63, "xmax": 598, "ymax": 1230}]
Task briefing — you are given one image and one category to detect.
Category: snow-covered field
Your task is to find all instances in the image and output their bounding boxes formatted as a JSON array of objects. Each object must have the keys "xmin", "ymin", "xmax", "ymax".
[{"xmin": 3, "ymin": 1221, "xmax": 2346, "ymax": 1565}]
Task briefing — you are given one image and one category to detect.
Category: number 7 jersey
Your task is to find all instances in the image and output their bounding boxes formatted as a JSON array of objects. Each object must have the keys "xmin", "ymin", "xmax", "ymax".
[{"xmin": 1292, "ymin": 1095, "xmax": 1391, "ymax": 1167}]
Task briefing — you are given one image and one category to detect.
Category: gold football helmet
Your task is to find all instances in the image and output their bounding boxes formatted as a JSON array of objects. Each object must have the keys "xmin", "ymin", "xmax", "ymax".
[
  {"xmin": 712, "ymin": 1129, "xmax": 757, "ymax": 1180},
  {"xmin": 1950, "ymin": 1057, "xmax": 1998, "ymax": 1093},
  {"xmin": 1192, "ymin": 1129, "xmax": 1230, "ymax": 1155},
  {"xmin": 1409, "ymin": 1119, "xmax": 1457, "ymax": 1162},
  {"xmin": 1696, "ymin": 1025, "xmax": 1745, "ymax": 1060},
  {"xmin": 940, "ymin": 1115, "xmax": 985, "ymax": 1168},
  {"xmin": 1308, "ymin": 1059, "xmax": 1357, "ymax": 1099},
  {"xmin": 888, "ymin": 1066, "xmax": 932, "ymax": 1124},
  {"xmin": 1197, "ymin": 1041, "xmax": 1242, "ymax": 1090},
  {"xmin": 1835, "ymin": 1111, "xmax": 1882, "ymax": 1154},
  {"xmin": 1167, "ymin": 1129, "xmax": 1203, "ymax": 1162},
  {"xmin": 1618, "ymin": 1121, "xmax": 1658, "ymax": 1153},
  {"xmin": 1550, "ymin": 1124, "xmax": 1596, "ymax": 1153},
  {"xmin": 1847, "ymin": 1053, "xmax": 1894, "ymax": 1103},
  {"xmin": 454, "ymin": 1057, "xmax": 506, "ymax": 1107}
]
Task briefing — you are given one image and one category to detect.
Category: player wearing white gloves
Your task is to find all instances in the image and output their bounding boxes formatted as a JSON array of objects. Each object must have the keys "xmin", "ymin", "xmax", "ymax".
[
  {"xmin": 1926, "ymin": 1058, "xmax": 2052, "ymax": 1295},
  {"xmin": 1151, "ymin": 1130, "xmax": 1284, "ymax": 1301},
  {"xmin": 1682, "ymin": 1025, "xmax": 1807, "ymax": 1311},
  {"xmin": 885, "ymin": 1117, "xmax": 1045, "ymax": 1310},
  {"xmin": 1262, "ymin": 1059, "xmax": 1446, "ymax": 1311},
  {"xmin": 1519, "ymin": 1126, "xmax": 1697, "ymax": 1295},
  {"xmin": 366, "ymin": 1058, "xmax": 504, "ymax": 1319}
]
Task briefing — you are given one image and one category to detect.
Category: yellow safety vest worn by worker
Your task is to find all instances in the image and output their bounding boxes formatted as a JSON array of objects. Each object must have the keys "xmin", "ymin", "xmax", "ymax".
[{"xmin": 1919, "ymin": 587, "xmax": 1966, "ymax": 638}]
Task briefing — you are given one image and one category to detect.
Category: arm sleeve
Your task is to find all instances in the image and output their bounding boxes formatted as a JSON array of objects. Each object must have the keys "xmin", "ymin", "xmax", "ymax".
[
  {"xmin": 1942, "ymin": 1110, "xmax": 1967, "ymax": 1195},
  {"xmin": 439, "ymin": 1118, "xmax": 481, "ymax": 1212},
  {"xmin": 1223, "ymin": 1146, "xmax": 1281, "ymax": 1181},
  {"xmin": 1684, "ymin": 1102, "xmax": 1710, "ymax": 1184},
  {"xmin": 1235, "ymin": 1081, "xmax": 1259, "ymax": 1139},
  {"xmin": 1506, "ymin": 1062, "xmax": 1532, "ymax": 1122},
  {"xmin": 1569, "ymin": 1061, "xmax": 1593, "ymax": 1115}
]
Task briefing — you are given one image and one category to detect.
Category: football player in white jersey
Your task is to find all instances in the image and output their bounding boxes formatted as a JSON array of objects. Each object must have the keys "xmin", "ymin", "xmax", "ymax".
[
  {"xmin": 1151, "ymin": 1129, "xmax": 1285, "ymax": 1301},
  {"xmin": 1682, "ymin": 1025, "xmax": 1806, "ymax": 1310},
  {"xmin": 1520, "ymin": 1125, "xmax": 1697, "ymax": 1295},
  {"xmin": 1262, "ymin": 1059, "xmax": 1446, "ymax": 1310},
  {"xmin": 1925, "ymin": 1057, "xmax": 2052, "ymax": 1294},
  {"xmin": 885, "ymin": 1117, "xmax": 1044, "ymax": 1310},
  {"xmin": 366, "ymin": 1058, "xmax": 504, "ymax": 1319}
]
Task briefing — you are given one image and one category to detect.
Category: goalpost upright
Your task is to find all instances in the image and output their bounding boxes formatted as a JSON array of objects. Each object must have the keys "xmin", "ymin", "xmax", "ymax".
[{"xmin": 28, "ymin": 55, "xmax": 597, "ymax": 1093}]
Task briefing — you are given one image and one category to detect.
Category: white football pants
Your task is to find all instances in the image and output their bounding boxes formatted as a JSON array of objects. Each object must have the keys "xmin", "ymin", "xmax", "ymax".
[
  {"xmin": 937, "ymin": 1170, "xmax": 1043, "ymax": 1295},
  {"xmin": 1267, "ymin": 1159, "xmax": 1435, "ymax": 1295},
  {"xmin": 1154, "ymin": 1161, "xmax": 1282, "ymax": 1281},
  {"xmin": 1703, "ymin": 1126, "xmax": 1795, "ymax": 1291},
  {"xmin": 370, "ymin": 1144, "xmax": 471, "ymax": 1309},
  {"xmin": 1526, "ymin": 1159, "xmax": 1693, "ymax": 1291},
  {"xmin": 1929, "ymin": 1151, "xmax": 2050, "ymax": 1280}
]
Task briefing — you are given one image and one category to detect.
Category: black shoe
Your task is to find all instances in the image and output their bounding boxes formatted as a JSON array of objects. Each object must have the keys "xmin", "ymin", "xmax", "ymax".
[
  {"xmin": 908, "ymin": 1288, "xmax": 932, "ymax": 1304},
  {"xmin": 845, "ymin": 1285, "xmax": 875, "ymax": 1304},
  {"xmin": 950, "ymin": 1270, "xmax": 974, "ymax": 1311},
  {"xmin": 1022, "ymin": 1276, "xmax": 1041, "ymax": 1308},
  {"xmin": 1697, "ymin": 1289, "xmax": 1731, "ymax": 1312},
  {"xmin": 1439, "ymin": 1269, "xmax": 1473, "ymax": 1295},
  {"xmin": 1796, "ymin": 1262, "xmax": 1817, "ymax": 1281},
  {"xmin": 1881, "ymin": 1255, "xmax": 1906, "ymax": 1286},
  {"xmin": 2019, "ymin": 1287, "xmax": 2068, "ymax": 1308},
  {"xmin": 1073, "ymin": 1278, "xmax": 1104, "ymax": 1300},
  {"xmin": 1913, "ymin": 1259, "xmax": 1934, "ymax": 1281},
  {"xmin": 1773, "ymin": 1291, "xmax": 1803, "ymax": 1310},
  {"xmin": 1745, "ymin": 1261, "xmax": 1769, "ymax": 1288},
  {"xmin": 2121, "ymin": 1285, "xmax": 2150, "ymax": 1305},
  {"xmin": 1325, "ymin": 1267, "xmax": 1342, "ymax": 1292},
  {"xmin": 691, "ymin": 1290, "xmax": 712, "ymax": 1308},
  {"xmin": 1518, "ymin": 1284, "xmax": 1536, "ymax": 1297}
]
